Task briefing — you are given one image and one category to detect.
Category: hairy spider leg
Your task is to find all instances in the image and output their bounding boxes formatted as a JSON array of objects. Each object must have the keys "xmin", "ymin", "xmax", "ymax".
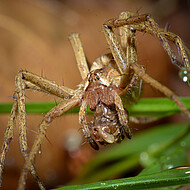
[
  {"xmin": 132, "ymin": 63, "xmax": 190, "ymax": 119},
  {"xmin": 17, "ymin": 31, "xmax": 91, "ymax": 190},
  {"xmin": 118, "ymin": 11, "xmax": 142, "ymax": 100},
  {"xmin": 114, "ymin": 93, "xmax": 132, "ymax": 139},
  {"xmin": 118, "ymin": 11, "xmax": 136, "ymax": 89},
  {"xmin": 131, "ymin": 23, "xmax": 190, "ymax": 69},
  {"xmin": 69, "ymin": 33, "xmax": 89, "ymax": 79},
  {"xmin": 0, "ymin": 70, "xmax": 75, "ymax": 190},
  {"xmin": 102, "ymin": 12, "xmax": 190, "ymax": 119},
  {"xmin": 79, "ymin": 101, "xmax": 99, "ymax": 150},
  {"xmin": 105, "ymin": 12, "xmax": 189, "ymax": 69},
  {"xmin": 0, "ymin": 95, "xmax": 18, "ymax": 185},
  {"xmin": 18, "ymin": 97, "xmax": 80, "ymax": 190}
]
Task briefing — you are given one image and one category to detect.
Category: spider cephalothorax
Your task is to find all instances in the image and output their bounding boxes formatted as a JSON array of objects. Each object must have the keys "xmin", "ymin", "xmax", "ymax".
[{"xmin": 0, "ymin": 11, "xmax": 190, "ymax": 190}]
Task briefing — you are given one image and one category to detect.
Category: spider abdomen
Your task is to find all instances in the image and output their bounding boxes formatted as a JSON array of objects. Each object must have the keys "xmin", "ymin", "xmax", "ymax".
[{"xmin": 91, "ymin": 102, "xmax": 124, "ymax": 145}]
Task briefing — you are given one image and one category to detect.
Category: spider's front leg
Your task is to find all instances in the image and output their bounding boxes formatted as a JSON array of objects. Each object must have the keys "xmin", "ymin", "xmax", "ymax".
[
  {"xmin": 102, "ymin": 11, "xmax": 190, "ymax": 119},
  {"xmin": 105, "ymin": 11, "xmax": 190, "ymax": 70}
]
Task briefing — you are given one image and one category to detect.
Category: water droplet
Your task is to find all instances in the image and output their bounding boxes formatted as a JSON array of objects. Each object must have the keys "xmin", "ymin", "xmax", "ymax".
[
  {"xmin": 183, "ymin": 76, "xmax": 188, "ymax": 82},
  {"xmin": 38, "ymin": 150, "xmax": 42, "ymax": 155},
  {"xmin": 112, "ymin": 184, "xmax": 119, "ymax": 189},
  {"xmin": 185, "ymin": 171, "xmax": 190, "ymax": 174},
  {"xmin": 100, "ymin": 182, "xmax": 106, "ymax": 186},
  {"xmin": 179, "ymin": 68, "xmax": 190, "ymax": 86},
  {"xmin": 167, "ymin": 164, "xmax": 174, "ymax": 169}
]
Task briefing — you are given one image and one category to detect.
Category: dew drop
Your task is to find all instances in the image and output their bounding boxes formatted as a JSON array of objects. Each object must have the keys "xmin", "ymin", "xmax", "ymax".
[
  {"xmin": 167, "ymin": 164, "xmax": 174, "ymax": 169},
  {"xmin": 179, "ymin": 68, "xmax": 190, "ymax": 86},
  {"xmin": 183, "ymin": 76, "xmax": 188, "ymax": 82},
  {"xmin": 112, "ymin": 184, "xmax": 119, "ymax": 189}
]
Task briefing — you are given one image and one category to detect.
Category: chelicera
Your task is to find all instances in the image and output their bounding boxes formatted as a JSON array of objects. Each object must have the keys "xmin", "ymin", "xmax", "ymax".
[{"xmin": 0, "ymin": 11, "xmax": 190, "ymax": 190}]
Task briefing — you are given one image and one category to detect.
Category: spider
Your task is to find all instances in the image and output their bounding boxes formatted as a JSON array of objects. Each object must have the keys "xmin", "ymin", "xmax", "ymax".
[{"xmin": 0, "ymin": 11, "xmax": 190, "ymax": 190}]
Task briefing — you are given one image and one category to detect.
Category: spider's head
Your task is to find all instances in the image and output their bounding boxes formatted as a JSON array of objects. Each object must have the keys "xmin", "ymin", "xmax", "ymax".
[
  {"xmin": 87, "ymin": 68, "xmax": 111, "ymax": 87},
  {"xmin": 87, "ymin": 68, "xmax": 103, "ymax": 82}
]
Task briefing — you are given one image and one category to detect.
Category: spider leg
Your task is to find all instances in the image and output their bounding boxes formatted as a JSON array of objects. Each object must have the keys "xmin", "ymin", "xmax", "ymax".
[
  {"xmin": 0, "ymin": 70, "xmax": 75, "ymax": 189},
  {"xmin": 105, "ymin": 12, "xmax": 190, "ymax": 69},
  {"xmin": 103, "ymin": 12, "xmax": 142, "ymax": 92},
  {"xmin": 103, "ymin": 11, "xmax": 142, "ymax": 104},
  {"xmin": 129, "ymin": 116, "xmax": 158, "ymax": 124},
  {"xmin": 119, "ymin": 11, "xmax": 137, "ymax": 64},
  {"xmin": 69, "ymin": 33, "xmax": 90, "ymax": 80},
  {"xmin": 132, "ymin": 63, "xmax": 190, "ymax": 119},
  {"xmin": 144, "ymin": 16, "xmax": 188, "ymax": 69},
  {"xmin": 103, "ymin": 12, "xmax": 190, "ymax": 118},
  {"xmin": 21, "ymin": 70, "xmax": 75, "ymax": 98},
  {"xmin": 102, "ymin": 21, "xmax": 128, "ymax": 75},
  {"xmin": 118, "ymin": 11, "xmax": 136, "ymax": 89},
  {"xmin": 17, "ymin": 73, "xmax": 46, "ymax": 189},
  {"xmin": 131, "ymin": 23, "xmax": 190, "ymax": 69},
  {"xmin": 114, "ymin": 93, "xmax": 132, "ymax": 139},
  {"xmin": 79, "ymin": 101, "xmax": 99, "ymax": 150},
  {"xmin": 119, "ymin": 11, "xmax": 143, "ymax": 99},
  {"xmin": 0, "ymin": 94, "xmax": 17, "ymax": 186},
  {"xmin": 17, "ymin": 96, "xmax": 80, "ymax": 190}
]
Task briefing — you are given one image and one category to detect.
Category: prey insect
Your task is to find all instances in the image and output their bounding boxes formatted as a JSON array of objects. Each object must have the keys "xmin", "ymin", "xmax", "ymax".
[{"xmin": 0, "ymin": 11, "xmax": 190, "ymax": 190}]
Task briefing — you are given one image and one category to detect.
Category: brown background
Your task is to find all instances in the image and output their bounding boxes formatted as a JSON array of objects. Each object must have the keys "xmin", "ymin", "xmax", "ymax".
[{"xmin": 0, "ymin": 0, "xmax": 189, "ymax": 189}]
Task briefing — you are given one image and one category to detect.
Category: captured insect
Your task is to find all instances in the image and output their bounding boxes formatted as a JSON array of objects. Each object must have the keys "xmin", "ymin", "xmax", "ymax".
[{"xmin": 0, "ymin": 11, "xmax": 190, "ymax": 190}]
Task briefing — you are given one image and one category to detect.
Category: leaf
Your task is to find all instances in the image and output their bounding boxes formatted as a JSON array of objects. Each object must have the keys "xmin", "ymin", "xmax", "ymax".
[
  {"xmin": 0, "ymin": 97, "xmax": 189, "ymax": 117},
  {"xmin": 55, "ymin": 168, "xmax": 190, "ymax": 190},
  {"xmin": 75, "ymin": 123, "xmax": 189, "ymax": 183}
]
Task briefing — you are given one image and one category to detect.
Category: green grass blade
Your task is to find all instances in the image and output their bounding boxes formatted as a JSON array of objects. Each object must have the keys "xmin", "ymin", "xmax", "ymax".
[
  {"xmin": 55, "ymin": 168, "xmax": 190, "ymax": 190},
  {"xmin": 73, "ymin": 123, "xmax": 189, "ymax": 183},
  {"xmin": 0, "ymin": 97, "xmax": 189, "ymax": 116}
]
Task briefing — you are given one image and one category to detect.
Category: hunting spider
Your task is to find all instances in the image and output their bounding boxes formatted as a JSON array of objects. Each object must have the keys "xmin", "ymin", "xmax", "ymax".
[{"xmin": 0, "ymin": 11, "xmax": 190, "ymax": 190}]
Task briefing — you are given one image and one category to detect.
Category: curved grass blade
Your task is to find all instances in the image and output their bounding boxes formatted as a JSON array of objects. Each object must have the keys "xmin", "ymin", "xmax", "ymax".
[{"xmin": 55, "ymin": 167, "xmax": 190, "ymax": 190}]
